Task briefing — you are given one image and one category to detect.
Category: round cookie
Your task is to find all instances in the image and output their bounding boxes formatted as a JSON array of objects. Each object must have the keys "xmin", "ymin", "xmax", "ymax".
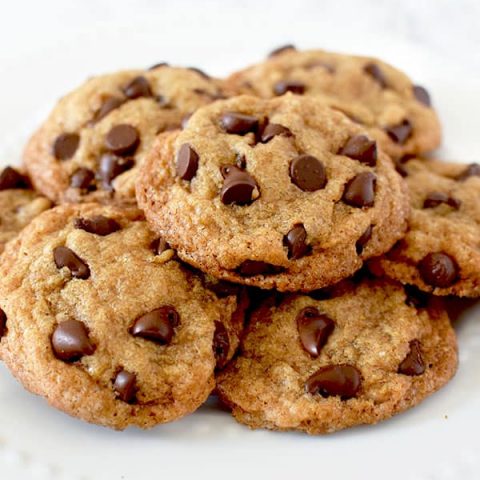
[
  {"xmin": 369, "ymin": 159, "xmax": 480, "ymax": 297},
  {"xmin": 216, "ymin": 278, "xmax": 458, "ymax": 434},
  {"xmin": 226, "ymin": 46, "xmax": 441, "ymax": 159},
  {"xmin": 136, "ymin": 94, "xmax": 409, "ymax": 292},
  {"xmin": 0, "ymin": 203, "xmax": 243, "ymax": 430},
  {"xmin": 24, "ymin": 65, "xmax": 231, "ymax": 204}
]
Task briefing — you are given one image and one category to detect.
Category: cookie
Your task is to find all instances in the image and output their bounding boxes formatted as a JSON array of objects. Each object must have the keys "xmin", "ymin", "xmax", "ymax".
[
  {"xmin": 23, "ymin": 65, "xmax": 231, "ymax": 204},
  {"xmin": 0, "ymin": 166, "xmax": 51, "ymax": 253},
  {"xmin": 227, "ymin": 46, "xmax": 441, "ymax": 159},
  {"xmin": 136, "ymin": 94, "xmax": 409, "ymax": 292},
  {"xmin": 216, "ymin": 277, "xmax": 457, "ymax": 434},
  {"xmin": 369, "ymin": 159, "xmax": 480, "ymax": 297},
  {"xmin": 0, "ymin": 203, "xmax": 243, "ymax": 429}
]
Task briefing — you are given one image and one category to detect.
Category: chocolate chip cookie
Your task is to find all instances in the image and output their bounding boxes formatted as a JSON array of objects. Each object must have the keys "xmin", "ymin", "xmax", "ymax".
[
  {"xmin": 0, "ymin": 203, "xmax": 243, "ymax": 429},
  {"xmin": 0, "ymin": 166, "xmax": 51, "ymax": 252},
  {"xmin": 136, "ymin": 94, "xmax": 409, "ymax": 292},
  {"xmin": 216, "ymin": 277, "xmax": 457, "ymax": 434},
  {"xmin": 226, "ymin": 47, "xmax": 441, "ymax": 159},
  {"xmin": 23, "ymin": 66, "xmax": 231, "ymax": 204},
  {"xmin": 369, "ymin": 159, "xmax": 480, "ymax": 297}
]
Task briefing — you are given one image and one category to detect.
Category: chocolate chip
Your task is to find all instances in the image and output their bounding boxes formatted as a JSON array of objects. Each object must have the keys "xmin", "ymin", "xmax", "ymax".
[
  {"xmin": 0, "ymin": 166, "xmax": 28, "ymax": 190},
  {"xmin": 284, "ymin": 224, "xmax": 310, "ymax": 260},
  {"xmin": 113, "ymin": 370, "xmax": 137, "ymax": 403},
  {"xmin": 363, "ymin": 63, "xmax": 387, "ymax": 88},
  {"xmin": 456, "ymin": 163, "xmax": 480, "ymax": 181},
  {"xmin": 220, "ymin": 165, "xmax": 259, "ymax": 205},
  {"xmin": 297, "ymin": 307, "xmax": 334, "ymax": 357},
  {"xmin": 74, "ymin": 216, "xmax": 121, "ymax": 236},
  {"xmin": 93, "ymin": 96, "xmax": 125, "ymax": 123},
  {"xmin": 205, "ymin": 280, "xmax": 241, "ymax": 298},
  {"xmin": 423, "ymin": 192, "xmax": 461, "ymax": 209},
  {"xmin": 130, "ymin": 306, "xmax": 179, "ymax": 345},
  {"xmin": 98, "ymin": 154, "xmax": 134, "ymax": 190},
  {"xmin": 220, "ymin": 112, "xmax": 259, "ymax": 135},
  {"xmin": 53, "ymin": 133, "xmax": 80, "ymax": 160},
  {"xmin": 273, "ymin": 80, "xmax": 305, "ymax": 96},
  {"xmin": 385, "ymin": 120, "xmax": 412, "ymax": 144},
  {"xmin": 237, "ymin": 260, "xmax": 283, "ymax": 276},
  {"xmin": 105, "ymin": 124, "xmax": 139, "ymax": 156},
  {"xmin": 290, "ymin": 155, "xmax": 327, "ymax": 192},
  {"xmin": 148, "ymin": 62, "xmax": 169, "ymax": 70},
  {"xmin": 398, "ymin": 340, "xmax": 425, "ymax": 376},
  {"xmin": 418, "ymin": 252, "xmax": 459, "ymax": 288},
  {"xmin": 70, "ymin": 168, "xmax": 96, "ymax": 190},
  {"xmin": 404, "ymin": 285, "xmax": 430, "ymax": 309},
  {"xmin": 355, "ymin": 224, "xmax": 373, "ymax": 255},
  {"xmin": 343, "ymin": 172, "xmax": 376, "ymax": 208},
  {"xmin": 193, "ymin": 88, "xmax": 227, "ymax": 101},
  {"xmin": 394, "ymin": 159, "xmax": 409, "ymax": 177},
  {"xmin": 261, "ymin": 123, "xmax": 292, "ymax": 143},
  {"xmin": 0, "ymin": 308, "xmax": 6, "ymax": 338},
  {"xmin": 338, "ymin": 135, "xmax": 377, "ymax": 167},
  {"xmin": 188, "ymin": 67, "xmax": 210, "ymax": 79},
  {"xmin": 176, "ymin": 144, "xmax": 199, "ymax": 181},
  {"xmin": 268, "ymin": 44, "xmax": 296, "ymax": 57},
  {"xmin": 305, "ymin": 365, "xmax": 361, "ymax": 399},
  {"xmin": 123, "ymin": 76, "xmax": 152, "ymax": 99},
  {"xmin": 235, "ymin": 154, "xmax": 247, "ymax": 169},
  {"xmin": 53, "ymin": 246, "xmax": 90, "ymax": 279},
  {"xmin": 213, "ymin": 321, "xmax": 230, "ymax": 369},
  {"xmin": 51, "ymin": 320, "xmax": 95, "ymax": 362},
  {"xmin": 413, "ymin": 85, "xmax": 431, "ymax": 107},
  {"xmin": 150, "ymin": 237, "xmax": 170, "ymax": 255}
]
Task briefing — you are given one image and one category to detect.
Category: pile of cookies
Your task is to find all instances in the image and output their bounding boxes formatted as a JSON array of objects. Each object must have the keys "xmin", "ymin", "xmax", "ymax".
[{"xmin": 0, "ymin": 45, "xmax": 477, "ymax": 434}]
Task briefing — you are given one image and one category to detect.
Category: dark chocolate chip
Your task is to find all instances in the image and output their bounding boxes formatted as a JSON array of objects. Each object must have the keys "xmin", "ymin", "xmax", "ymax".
[
  {"xmin": 418, "ymin": 252, "xmax": 459, "ymax": 288},
  {"xmin": 355, "ymin": 224, "xmax": 373, "ymax": 255},
  {"xmin": 113, "ymin": 370, "xmax": 137, "ymax": 403},
  {"xmin": 188, "ymin": 67, "xmax": 210, "ymax": 79},
  {"xmin": 305, "ymin": 365, "xmax": 361, "ymax": 399},
  {"xmin": 284, "ymin": 224, "xmax": 310, "ymax": 260},
  {"xmin": 51, "ymin": 320, "xmax": 95, "ymax": 362},
  {"xmin": 413, "ymin": 85, "xmax": 431, "ymax": 107},
  {"xmin": 273, "ymin": 80, "xmax": 305, "ymax": 96},
  {"xmin": 220, "ymin": 165, "xmax": 258, "ymax": 205},
  {"xmin": 404, "ymin": 285, "xmax": 430, "ymax": 309},
  {"xmin": 394, "ymin": 159, "xmax": 409, "ymax": 177},
  {"xmin": 290, "ymin": 155, "xmax": 327, "ymax": 192},
  {"xmin": 268, "ymin": 44, "xmax": 296, "ymax": 57},
  {"xmin": 296, "ymin": 307, "xmax": 334, "ymax": 357},
  {"xmin": 385, "ymin": 120, "xmax": 412, "ymax": 144},
  {"xmin": 220, "ymin": 112, "xmax": 259, "ymax": 135},
  {"xmin": 74, "ymin": 216, "xmax": 121, "ymax": 236},
  {"xmin": 0, "ymin": 166, "xmax": 28, "ymax": 190},
  {"xmin": 456, "ymin": 163, "xmax": 480, "ymax": 181},
  {"xmin": 363, "ymin": 63, "xmax": 387, "ymax": 88},
  {"xmin": 150, "ymin": 237, "xmax": 171, "ymax": 255},
  {"xmin": 105, "ymin": 124, "xmax": 139, "ymax": 156},
  {"xmin": 423, "ymin": 192, "xmax": 461, "ymax": 209},
  {"xmin": 192, "ymin": 88, "xmax": 227, "ymax": 101},
  {"xmin": 235, "ymin": 154, "xmax": 247, "ymax": 169},
  {"xmin": 130, "ymin": 306, "xmax": 179, "ymax": 345},
  {"xmin": 93, "ymin": 97, "xmax": 125, "ymax": 123},
  {"xmin": 338, "ymin": 135, "xmax": 377, "ymax": 167},
  {"xmin": 0, "ymin": 308, "xmax": 6, "ymax": 338},
  {"xmin": 398, "ymin": 340, "xmax": 425, "ymax": 376},
  {"xmin": 123, "ymin": 76, "xmax": 152, "ymax": 99},
  {"xmin": 343, "ymin": 172, "xmax": 376, "ymax": 208},
  {"xmin": 237, "ymin": 260, "xmax": 283, "ymax": 276},
  {"xmin": 261, "ymin": 123, "xmax": 292, "ymax": 143},
  {"xmin": 213, "ymin": 321, "xmax": 230, "ymax": 369},
  {"xmin": 98, "ymin": 154, "xmax": 134, "ymax": 190},
  {"xmin": 53, "ymin": 133, "xmax": 80, "ymax": 160},
  {"xmin": 176, "ymin": 144, "xmax": 199, "ymax": 181},
  {"xmin": 148, "ymin": 62, "xmax": 169, "ymax": 70},
  {"xmin": 70, "ymin": 168, "xmax": 96, "ymax": 190},
  {"xmin": 53, "ymin": 246, "xmax": 90, "ymax": 279}
]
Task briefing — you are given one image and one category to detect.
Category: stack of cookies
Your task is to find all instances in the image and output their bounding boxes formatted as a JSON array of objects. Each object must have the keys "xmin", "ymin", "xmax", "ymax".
[{"xmin": 0, "ymin": 45, "xmax": 477, "ymax": 434}]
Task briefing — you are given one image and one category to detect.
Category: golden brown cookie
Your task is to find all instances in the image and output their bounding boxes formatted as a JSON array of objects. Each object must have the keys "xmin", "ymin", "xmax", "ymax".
[
  {"xmin": 369, "ymin": 159, "xmax": 480, "ymax": 297},
  {"xmin": 23, "ymin": 66, "xmax": 231, "ymax": 204},
  {"xmin": 0, "ymin": 203, "xmax": 243, "ymax": 429},
  {"xmin": 216, "ymin": 278, "xmax": 457, "ymax": 434},
  {"xmin": 227, "ymin": 47, "xmax": 441, "ymax": 159},
  {"xmin": 136, "ymin": 94, "xmax": 409, "ymax": 292}
]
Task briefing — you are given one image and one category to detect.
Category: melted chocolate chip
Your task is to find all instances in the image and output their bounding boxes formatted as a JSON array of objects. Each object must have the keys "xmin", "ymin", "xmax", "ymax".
[
  {"xmin": 213, "ymin": 321, "xmax": 230, "ymax": 369},
  {"xmin": 385, "ymin": 120, "xmax": 412, "ymax": 144},
  {"xmin": 98, "ymin": 154, "xmax": 134, "ymax": 190},
  {"xmin": 305, "ymin": 365, "xmax": 361, "ymax": 399},
  {"xmin": 338, "ymin": 135, "xmax": 377, "ymax": 167},
  {"xmin": 364, "ymin": 63, "xmax": 387, "ymax": 88},
  {"xmin": 130, "ymin": 306, "xmax": 179, "ymax": 345},
  {"xmin": 423, "ymin": 192, "xmax": 461, "ymax": 209},
  {"xmin": 290, "ymin": 155, "xmax": 327, "ymax": 192},
  {"xmin": 237, "ymin": 260, "xmax": 283, "ymax": 276},
  {"xmin": 220, "ymin": 165, "xmax": 259, "ymax": 205},
  {"xmin": 113, "ymin": 370, "xmax": 137, "ymax": 403},
  {"xmin": 284, "ymin": 224, "xmax": 310, "ymax": 260},
  {"xmin": 343, "ymin": 172, "xmax": 376, "ymax": 208},
  {"xmin": 105, "ymin": 124, "xmax": 139, "ymax": 156},
  {"xmin": 70, "ymin": 168, "xmax": 96, "ymax": 190},
  {"xmin": 418, "ymin": 252, "xmax": 459, "ymax": 288},
  {"xmin": 53, "ymin": 246, "xmax": 90, "ymax": 279},
  {"xmin": 150, "ymin": 237, "xmax": 171, "ymax": 255},
  {"xmin": 355, "ymin": 224, "xmax": 373, "ymax": 255},
  {"xmin": 0, "ymin": 166, "xmax": 28, "ymax": 190},
  {"xmin": 398, "ymin": 340, "xmax": 425, "ymax": 376},
  {"xmin": 123, "ymin": 76, "xmax": 152, "ymax": 99},
  {"xmin": 176, "ymin": 144, "xmax": 199, "ymax": 181},
  {"xmin": 51, "ymin": 320, "xmax": 95, "ymax": 362},
  {"xmin": 456, "ymin": 163, "xmax": 480, "ymax": 181},
  {"xmin": 0, "ymin": 308, "xmax": 6, "ymax": 338},
  {"xmin": 268, "ymin": 44, "xmax": 296, "ymax": 57},
  {"xmin": 220, "ymin": 112, "xmax": 259, "ymax": 135},
  {"xmin": 93, "ymin": 96, "xmax": 125, "ymax": 123},
  {"xmin": 261, "ymin": 123, "xmax": 292, "ymax": 143},
  {"xmin": 74, "ymin": 216, "xmax": 121, "ymax": 236},
  {"xmin": 53, "ymin": 133, "xmax": 80, "ymax": 160},
  {"xmin": 273, "ymin": 80, "xmax": 305, "ymax": 96},
  {"xmin": 413, "ymin": 85, "xmax": 431, "ymax": 107},
  {"xmin": 297, "ymin": 307, "xmax": 334, "ymax": 357}
]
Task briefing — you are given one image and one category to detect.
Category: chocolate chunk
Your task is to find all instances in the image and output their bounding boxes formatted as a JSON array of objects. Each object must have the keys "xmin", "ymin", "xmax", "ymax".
[
  {"xmin": 456, "ymin": 163, "xmax": 480, "ymax": 181},
  {"xmin": 355, "ymin": 224, "xmax": 373, "ymax": 255},
  {"xmin": 53, "ymin": 133, "xmax": 80, "ymax": 160},
  {"xmin": 51, "ymin": 320, "xmax": 95, "ymax": 362},
  {"xmin": 130, "ymin": 306, "xmax": 179, "ymax": 345},
  {"xmin": 284, "ymin": 224, "xmax": 310, "ymax": 260},
  {"xmin": 220, "ymin": 165, "xmax": 258, "ymax": 205},
  {"xmin": 213, "ymin": 321, "xmax": 230, "ymax": 369},
  {"xmin": 268, "ymin": 44, "xmax": 296, "ymax": 57},
  {"xmin": 237, "ymin": 260, "xmax": 283, "ymax": 276},
  {"xmin": 98, "ymin": 154, "xmax": 134, "ymax": 190},
  {"xmin": 93, "ymin": 97, "xmax": 125, "ymax": 123},
  {"xmin": 148, "ymin": 62, "xmax": 169, "ymax": 70},
  {"xmin": 113, "ymin": 370, "xmax": 137, "ymax": 403},
  {"xmin": 398, "ymin": 340, "xmax": 425, "ymax": 376},
  {"xmin": 385, "ymin": 120, "xmax": 412, "ymax": 144},
  {"xmin": 261, "ymin": 123, "xmax": 292, "ymax": 143},
  {"xmin": 423, "ymin": 192, "xmax": 461, "ymax": 209},
  {"xmin": 70, "ymin": 168, "xmax": 96, "ymax": 190},
  {"xmin": 74, "ymin": 216, "xmax": 121, "ymax": 236},
  {"xmin": 176, "ymin": 144, "xmax": 199, "ymax": 181},
  {"xmin": 220, "ymin": 112, "xmax": 259, "ymax": 135},
  {"xmin": 53, "ymin": 246, "xmax": 90, "ymax": 279},
  {"xmin": 363, "ymin": 63, "xmax": 387, "ymax": 88},
  {"xmin": 290, "ymin": 155, "xmax": 327, "ymax": 192},
  {"xmin": 305, "ymin": 365, "xmax": 361, "ymax": 399},
  {"xmin": 0, "ymin": 166, "xmax": 28, "ymax": 190},
  {"xmin": 296, "ymin": 307, "xmax": 334, "ymax": 357},
  {"xmin": 0, "ymin": 308, "xmax": 6, "ymax": 338},
  {"xmin": 338, "ymin": 135, "xmax": 377, "ymax": 167},
  {"xmin": 188, "ymin": 67, "xmax": 210, "ymax": 79},
  {"xmin": 418, "ymin": 252, "xmax": 459, "ymax": 288},
  {"xmin": 123, "ymin": 76, "xmax": 152, "ymax": 99},
  {"xmin": 342, "ymin": 172, "xmax": 376, "ymax": 207},
  {"xmin": 413, "ymin": 85, "xmax": 431, "ymax": 107},
  {"xmin": 105, "ymin": 124, "xmax": 139, "ymax": 156},
  {"xmin": 274, "ymin": 80, "xmax": 305, "ymax": 96}
]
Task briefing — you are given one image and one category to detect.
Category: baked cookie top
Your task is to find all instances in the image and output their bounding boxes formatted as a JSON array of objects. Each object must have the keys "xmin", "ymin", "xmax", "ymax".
[
  {"xmin": 136, "ymin": 94, "xmax": 409, "ymax": 292},
  {"xmin": 370, "ymin": 159, "xmax": 480, "ymax": 297},
  {"xmin": 23, "ymin": 66, "xmax": 230, "ymax": 204},
  {"xmin": 216, "ymin": 277, "xmax": 457, "ymax": 434},
  {"xmin": 226, "ymin": 47, "xmax": 441, "ymax": 159},
  {"xmin": 0, "ymin": 203, "xmax": 241, "ymax": 430}
]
